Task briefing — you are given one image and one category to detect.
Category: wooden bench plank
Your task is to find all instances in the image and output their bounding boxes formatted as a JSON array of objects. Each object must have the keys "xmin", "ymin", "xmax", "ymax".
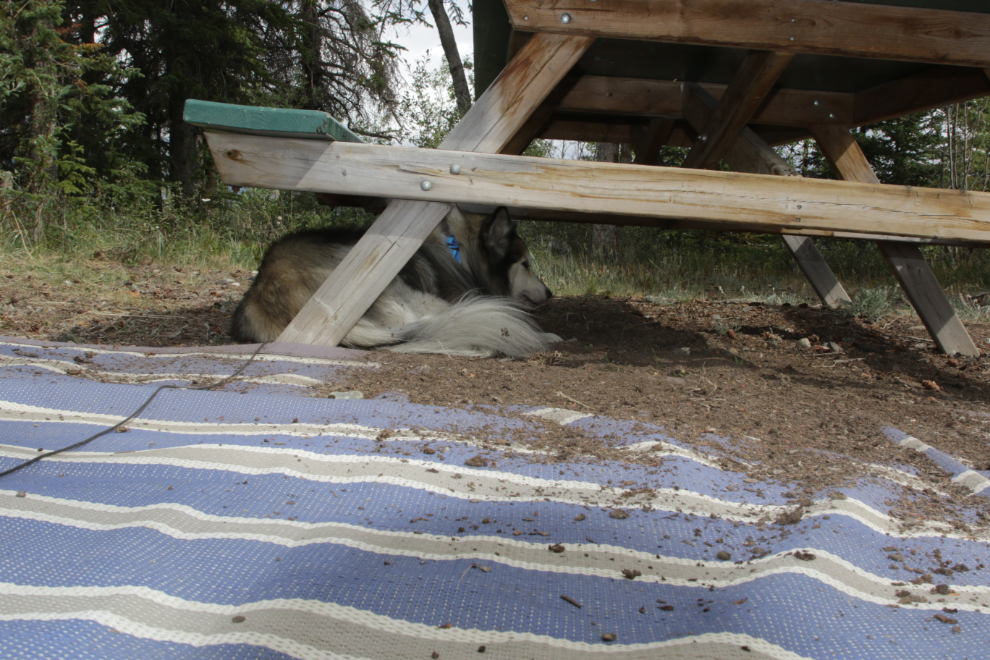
[
  {"xmin": 183, "ymin": 99, "xmax": 364, "ymax": 143},
  {"xmin": 205, "ymin": 131, "xmax": 990, "ymax": 245},
  {"xmin": 811, "ymin": 124, "xmax": 979, "ymax": 357}
]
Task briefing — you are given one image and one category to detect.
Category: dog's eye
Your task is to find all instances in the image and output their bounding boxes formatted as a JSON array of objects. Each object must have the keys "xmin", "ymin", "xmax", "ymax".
[{"xmin": 522, "ymin": 262, "xmax": 531, "ymax": 270}]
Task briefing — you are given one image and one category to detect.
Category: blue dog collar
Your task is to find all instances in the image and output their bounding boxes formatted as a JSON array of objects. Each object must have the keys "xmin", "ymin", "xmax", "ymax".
[{"xmin": 445, "ymin": 236, "xmax": 461, "ymax": 263}]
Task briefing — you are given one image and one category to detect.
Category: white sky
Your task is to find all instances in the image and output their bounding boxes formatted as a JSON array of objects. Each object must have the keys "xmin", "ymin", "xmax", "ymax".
[{"xmin": 386, "ymin": 0, "xmax": 474, "ymax": 72}]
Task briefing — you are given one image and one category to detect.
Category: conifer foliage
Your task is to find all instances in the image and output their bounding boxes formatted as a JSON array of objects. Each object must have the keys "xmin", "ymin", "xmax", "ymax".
[{"xmin": 1, "ymin": 0, "xmax": 404, "ymax": 241}]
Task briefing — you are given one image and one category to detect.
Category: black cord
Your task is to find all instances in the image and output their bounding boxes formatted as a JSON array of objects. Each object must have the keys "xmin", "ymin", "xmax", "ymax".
[{"xmin": 0, "ymin": 343, "xmax": 268, "ymax": 480}]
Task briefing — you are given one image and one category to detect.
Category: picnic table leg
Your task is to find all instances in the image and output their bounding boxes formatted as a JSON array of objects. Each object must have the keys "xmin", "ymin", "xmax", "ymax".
[
  {"xmin": 681, "ymin": 81, "xmax": 852, "ymax": 308},
  {"xmin": 811, "ymin": 125, "xmax": 979, "ymax": 357},
  {"xmin": 276, "ymin": 33, "xmax": 595, "ymax": 346}
]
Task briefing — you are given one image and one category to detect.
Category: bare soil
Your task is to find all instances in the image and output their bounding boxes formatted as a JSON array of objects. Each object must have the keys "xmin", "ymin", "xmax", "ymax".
[{"xmin": 3, "ymin": 261, "xmax": 990, "ymax": 525}]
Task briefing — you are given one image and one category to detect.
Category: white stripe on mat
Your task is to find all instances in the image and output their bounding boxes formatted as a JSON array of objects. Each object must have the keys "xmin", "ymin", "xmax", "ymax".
[
  {"xmin": 0, "ymin": 400, "xmax": 954, "ymax": 502},
  {"xmin": 0, "ymin": 443, "xmax": 918, "ymax": 529},
  {"xmin": 896, "ymin": 434, "xmax": 990, "ymax": 496},
  {"xmin": 1, "ymin": 341, "xmax": 377, "ymax": 368},
  {"xmin": 0, "ymin": 443, "xmax": 979, "ymax": 542},
  {"xmin": 524, "ymin": 407, "xmax": 593, "ymax": 425},
  {"xmin": 522, "ymin": 409, "xmax": 947, "ymax": 496},
  {"xmin": 0, "ymin": 583, "xmax": 809, "ymax": 660},
  {"xmin": 4, "ymin": 492, "xmax": 988, "ymax": 610},
  {"xmin": 3, "ymin": 436, "xmax": 987, "ymax": 547},
  {"xmin": 1, "ymin": 357, "xmax": 324, "ymax": 387}
]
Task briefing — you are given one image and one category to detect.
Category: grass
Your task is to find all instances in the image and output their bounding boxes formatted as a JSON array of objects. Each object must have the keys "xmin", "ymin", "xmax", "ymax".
[{"xmin": 3, "ymin": 189, "xmax": 990, "ymax": 317}]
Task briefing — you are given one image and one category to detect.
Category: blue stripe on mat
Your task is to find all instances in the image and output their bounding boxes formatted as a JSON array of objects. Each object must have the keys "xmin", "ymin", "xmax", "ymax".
[
  {"xmin": 2, "ymin": 362, "xmax": 989, "ymax": 660},
  {"xmin": 0, "ymin": 619, "xmax": 296, "ymax": 660},
  {"xmin": 2, "ymin": 517, "xmax": 988, "ymax": 657}
]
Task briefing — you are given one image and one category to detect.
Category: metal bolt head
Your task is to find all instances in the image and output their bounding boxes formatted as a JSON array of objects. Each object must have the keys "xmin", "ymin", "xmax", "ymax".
[
  {"xmin": 813, "ymin": 100, "xmax": 820, "ymax": 106},
  {"xmin": 449, "ymin": 164, "xmax": 461, "ymax": 175},
  {"xmin": 420, "ymin": 180, "xmax": 432, "ymax": 191},
  {"xmin": 829, "ymin": 113, "xmax": 835, "ymax": 119},
  {"xmin": 560, "ymin": 12, "xmax": 572, "ymax": 23},
  {"xmin": 699, "ymin": 133, "xmax": 707, "ymax": 142}
]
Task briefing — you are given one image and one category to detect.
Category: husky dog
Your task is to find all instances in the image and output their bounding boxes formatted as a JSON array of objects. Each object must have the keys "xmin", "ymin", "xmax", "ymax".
[{"xmin": 230, "ymin": 207, "xmax": 559, "ymax": 357}]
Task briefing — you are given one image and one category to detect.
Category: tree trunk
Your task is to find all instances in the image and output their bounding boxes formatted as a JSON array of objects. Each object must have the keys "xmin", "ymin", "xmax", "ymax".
[
  {"xmin": 427, "ymin": 0, "xmax": 472, "ymax": 115},
  {"xmin": 591, "ymin": 143, "xmax": 621, "ymax": 262},
  {"xmin": 299, "ymin": 0, "xmax": 324, "ymax": 111},
  {"xmin": 168, "ymin": 98, "xmax": 198, "ymax": 199}
]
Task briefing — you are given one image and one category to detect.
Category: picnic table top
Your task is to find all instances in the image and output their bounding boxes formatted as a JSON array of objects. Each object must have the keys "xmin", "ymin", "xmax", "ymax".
[{"xmin": 474, "ymin": 0, "xmax": 990, "ymax": 106}]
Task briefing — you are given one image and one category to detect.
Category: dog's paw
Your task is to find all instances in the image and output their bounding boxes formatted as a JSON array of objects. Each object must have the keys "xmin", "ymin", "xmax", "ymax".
[{"xmin": 542, "ymin": 333, "xmax": 564, "ymax": 345}]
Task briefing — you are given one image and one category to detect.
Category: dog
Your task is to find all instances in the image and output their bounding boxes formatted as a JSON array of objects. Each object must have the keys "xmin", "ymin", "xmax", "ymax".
[{"xmin": 230, "ymin": 207, "xmax": 560, "ymax": 357}]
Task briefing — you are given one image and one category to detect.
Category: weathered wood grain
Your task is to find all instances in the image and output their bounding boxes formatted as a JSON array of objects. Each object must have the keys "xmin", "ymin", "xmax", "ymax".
[
  {"xmin": 494, "ymin": 208, "xmax": 985, "ymax": 247},
  {"xmin": 854, "ymin": 67, "xmax": 990, "ymax": 127},
  {"xmin": 632, "ymin": 117, "xmax": 677, "ymax": 165},
  {"xmin": 274, "ymin": 33, "xmax": 595, "ymax": 346},
  {"xmin": 779, "ymin": 234, "xmax": 852, "ymax": 308},
  {"xmin": 557, "ymin": 75, "xmax": 854, "ymax": 127},
  {"xmin": 538, "ymin": 116, "xmax": 803, "ymax": 148},
  {"xmin": 440, "ymin": 33, "xmax": 595, "ymax": 153},
  {"xmin": 504, "ymin": 0, "xmax": 990, "ymax": 68},
  {"xmin": 206, "ymin": 131, "xmax": 990, "ymax": 245},
  {"xmin": 681, "ymin": 51, "xmax": 793, "ymax": 170},
  {"xmin": 811, "ymin": 124, "xmax": 979, "ymax": 356},
  {"xmin": 681, "ymin": 83, "xmax": 851, "ymax": 308}
]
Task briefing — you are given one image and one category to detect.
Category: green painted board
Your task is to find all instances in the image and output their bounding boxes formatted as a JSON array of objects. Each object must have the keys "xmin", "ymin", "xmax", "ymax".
[{"xmin": 183, "ymin": 99, "xmax": 364, "ymax": 143}]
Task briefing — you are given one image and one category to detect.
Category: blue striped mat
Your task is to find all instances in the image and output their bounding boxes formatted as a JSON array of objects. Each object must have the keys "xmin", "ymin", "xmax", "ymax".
[{"xmin": 1, "ymin": 337, "xmax": 988, "ymax": 659}]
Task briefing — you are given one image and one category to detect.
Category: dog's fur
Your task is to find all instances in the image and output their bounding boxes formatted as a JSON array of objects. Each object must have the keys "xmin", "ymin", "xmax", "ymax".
[{"xmin": 230, "ymin": 207, "xmax": 558, "ymax": 357}]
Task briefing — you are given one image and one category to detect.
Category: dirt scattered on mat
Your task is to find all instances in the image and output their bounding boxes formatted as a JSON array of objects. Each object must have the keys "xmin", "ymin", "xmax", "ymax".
[{"xmin": 3, "ymin": 265, "xmax": 990, "ymax": 528}]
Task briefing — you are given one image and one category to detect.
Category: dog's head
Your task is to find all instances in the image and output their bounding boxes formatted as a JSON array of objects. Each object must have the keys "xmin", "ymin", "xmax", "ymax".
[{"xmin": 478, "ymin": 208, "xmax": 553, "ymax": 306}]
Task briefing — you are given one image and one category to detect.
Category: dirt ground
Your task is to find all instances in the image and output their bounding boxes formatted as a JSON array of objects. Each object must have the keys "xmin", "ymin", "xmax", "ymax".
[{"xmin": 2, "ymin": 260, "xmax": 990, "ymax": 526}]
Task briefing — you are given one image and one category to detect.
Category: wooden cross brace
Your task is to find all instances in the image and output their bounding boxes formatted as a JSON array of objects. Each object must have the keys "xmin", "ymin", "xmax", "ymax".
[{"xmin": 274, "ymin": 33, "xmax": 595, "ymax": 346}]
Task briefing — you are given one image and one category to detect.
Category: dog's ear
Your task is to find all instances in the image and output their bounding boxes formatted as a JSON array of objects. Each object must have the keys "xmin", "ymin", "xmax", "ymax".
[{"xmin": 483, "ymin": 207, "xmax": 517, "ymax": 258}]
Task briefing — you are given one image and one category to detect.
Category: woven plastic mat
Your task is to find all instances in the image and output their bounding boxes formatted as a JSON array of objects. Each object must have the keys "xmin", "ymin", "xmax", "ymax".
[{"xmin": 1, "ymin": 337, "xmax": 988, "ymax": 659}]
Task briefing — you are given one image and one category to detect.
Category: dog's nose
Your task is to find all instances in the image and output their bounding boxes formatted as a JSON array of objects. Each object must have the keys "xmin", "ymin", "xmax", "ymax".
[{"xmin": 545, "ymin": 287, "xmax": 554, "ymax": 300}]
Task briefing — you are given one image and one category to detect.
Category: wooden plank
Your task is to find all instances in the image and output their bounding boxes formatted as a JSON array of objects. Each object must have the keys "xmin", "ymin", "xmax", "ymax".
[
  {"xmin": 504, "ymin": 0, "xmax": 990, "ymax": 68},
  {"xmin": 681, "ymin": 51, "xmax": 793, "ymax": 170},
  {"xmin": 780, "ymin": 235, "xmax": 852, "ymax": 308},
  {"xmin": 538, "ymin": 116, "xmax": 693, "ymax": 147},
  {"xmin": 681, "ymin": 82, "xmax": 797, "ymax": 176},
  {"xmin": 275, "ymin": 33, "xmax": 595, "ymax": 346},
  {"xmin": 305, "ymin": 195, "xmax": 986, "ymax": 247},
  {"xmin": 811, "ymin": 124, "xmax": 979, "ymax": 356},
  {"xmin": 499, "ymin": 78, "xmax": 579, "ymax": 156},
  {"xmin": 537, "ymin": 114, "xmax": 807, "ymax": 148},
  {"xmin": 632, "ymin": 117, "xmax": 676, "ymax": 165},
  {"xmin": 481, "ymin": 207, "xmax": 989, "ymax": 247},
  {"xmin": 810, "ymin": 125, "xmax": 880, "ymax": 184},
  {"xmin": 875, "ymin": 241, "xmax": 980, "ymax": 356},
  {"xmin": 538, "ymin": 117, "xmax": 634, "ymax": 145},
  {"xmin": 205, "ymin": 131, "xmax": 990, "ymax": 244},
  {"xmin": 557, "ymin": 75, "xmax": 854, "ymax": 127},
  {"xmin": 681, "ymin": 83, "xmax": 851, "ymax": 307},
  {"xmin": 438, "ymin": 34, "xmax": 596, "ymax": 153},
  {"xmin": 183, "ymin": 99, "xmax": 363, "ymax": 143},
  {"xmin": 751, "ymin": 126, "xmax": 813, "ymax": 148},
  {"xmin": 854, "ymin": 67, "xmax": 990, "ymax": 126}
]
